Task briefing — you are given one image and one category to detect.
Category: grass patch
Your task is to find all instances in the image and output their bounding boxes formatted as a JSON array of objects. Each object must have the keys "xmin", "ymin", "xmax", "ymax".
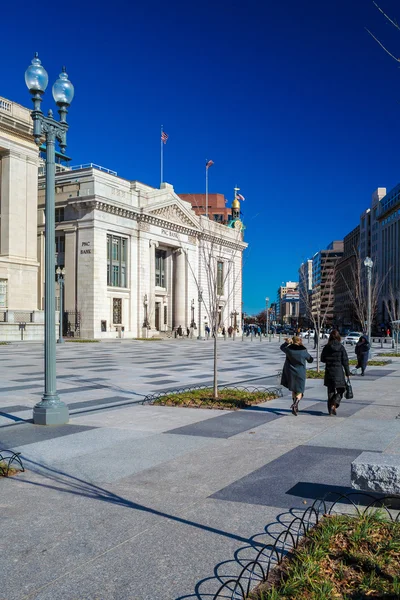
[
  {"xmin": 0, "ymin": 461, "xmax": 20, "ymax": 477},
  {"xmin": 307, "ymin": 369, "xmax": 325, "ymax": 379},
  {"xmin": 378, "ymin": 352, "xmax": 400, "ymax": 357},
  {"xmin": 65, "ymin": 339, "xmax": 100, "ymax": 343},
  {"xmin": 152, "ymin": 388, "xmax": 279, "ymax": 410},
  {"xmin": 349, "ymin": 359, "xmax": 390, "ymax": 366},
  {"xmin": 250, "ymin": 511, "xmax": 400, "ymax": 600},
  {"xmin": 0, "ymin": 342, "xmax": 10, "ymax": 345}
]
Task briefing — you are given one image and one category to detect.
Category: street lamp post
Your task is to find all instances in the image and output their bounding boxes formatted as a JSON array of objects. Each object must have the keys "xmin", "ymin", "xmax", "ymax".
[
  {"xmin": 56, "ymin": 267, "xmax": 66, "ymax": 344},
  {"xmin": 197, "ymin": 288, "xmax": 203, "ymax": 340},
  {"xmin": 25, "ymin": 53, "xmax": 74, "ymax": 425},
  {"xmin": 190, "ymin": 298, "xmax": 195, "ymax": 338},
  {"xmin": 364, "ymin": 257, "xmax": 373, "ymax": 341},
  {"xmin": 265, "ymin": 296, "xmax": 270, "ymax": 339}
]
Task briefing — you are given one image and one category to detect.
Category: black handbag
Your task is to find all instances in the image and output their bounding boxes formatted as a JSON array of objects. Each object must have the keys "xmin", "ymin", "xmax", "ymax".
[{"xmin": 345, "ymin": 378, "xmax": 353, "ymax": 400}]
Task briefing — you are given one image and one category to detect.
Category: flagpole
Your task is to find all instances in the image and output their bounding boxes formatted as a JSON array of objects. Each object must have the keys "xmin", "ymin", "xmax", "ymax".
[
  {"xmin": 206, "ymin": 161, "xmax": 208, "ymax": 218},
  {"xmin": 160, "ymin": 125, "xmax": 163, "ymax": 186}
]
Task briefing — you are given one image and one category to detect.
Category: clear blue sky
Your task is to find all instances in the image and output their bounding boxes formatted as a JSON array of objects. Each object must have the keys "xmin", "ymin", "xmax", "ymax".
[{"xmin": 3, "ymin": 0, "xmax": 400, "ymax": 314}]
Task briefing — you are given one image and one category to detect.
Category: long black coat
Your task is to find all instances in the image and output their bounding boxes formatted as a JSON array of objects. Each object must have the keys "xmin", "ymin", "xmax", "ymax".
[
  {"xmin": 320, "ymin": 341, "xmax": 350, "ymax": 388},
  {"xmin": 355, "ymin": 337, "xmax": 370, "ymax": 369},
  {"xmin": 280, "ymin": 343, "xmax": 313, "ymax": 394}
]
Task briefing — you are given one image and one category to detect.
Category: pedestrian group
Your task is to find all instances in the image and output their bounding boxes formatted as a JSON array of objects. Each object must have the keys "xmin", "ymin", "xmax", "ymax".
[{"xmin": 280, "ymin": 331, "xmax": 370, "ymax": 416}]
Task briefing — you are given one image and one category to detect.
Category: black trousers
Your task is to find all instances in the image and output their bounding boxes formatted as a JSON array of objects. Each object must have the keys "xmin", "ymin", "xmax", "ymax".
[{"xmin": 327, "ymin": 385, "xmax": 345, "ymax": 407}]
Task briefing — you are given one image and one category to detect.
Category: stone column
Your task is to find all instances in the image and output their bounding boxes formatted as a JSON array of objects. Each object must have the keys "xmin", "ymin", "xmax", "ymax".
[
  {"xmin": 64, "ymin": 227, "xmax": 77, "ymax": 314},
  {"xmin": 149, "ymin": 240, "xmax": 159, "ymax": 330},
  {"xmin": 174, "ymin": 248, "xmax": 187, "ymax": 329}
]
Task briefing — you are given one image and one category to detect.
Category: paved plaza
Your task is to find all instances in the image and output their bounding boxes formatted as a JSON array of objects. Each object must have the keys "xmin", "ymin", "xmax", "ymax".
[{"xmin": 1, "ymin": 338, "xmax": 400, "ymax": 599}]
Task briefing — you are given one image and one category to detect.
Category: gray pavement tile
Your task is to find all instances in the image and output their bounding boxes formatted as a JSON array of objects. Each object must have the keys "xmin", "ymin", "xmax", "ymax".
[
  {"xmin": 167, "ymin": 409, "xmax": 283, "ymax": 438},
  {"xmin": 383, "ymin": 435, "xmax": 400, "ymax": 454},
  {"xmin": 32, "ymin": 385, "xmax": 108, "ymax": 396},
  {"xmin": 150, "ymin": 379, "xmax": 181, "ymax": 385},
  {"xmin": 0, "ymin": 405, "xmax": 30, "ymax": 413},
  {"xmin": 38, "ymin": 433, "xmax": 222, "ymax": 483},
  {"xmin": 0, "ymin": 384, "xmax": 43, "ymax": 392},
  {"xmin": 140, "ymin": 373, "xmax": 171, "ymax": 378},
  {"xmin": 305, "ymin": 399, "xmax": 368, "ymax": 418},
  {"xmin": 67, "ymin": 396, "xmax": 134, "ymax": 411},
  {"xmin": 0, "ymin": 423, "xmax": 97, "ymax": 450},
  {"xmin": 211, "ymin": 445, "xmax": 362, "ymax": 508},
  {"xmin": 306, "ymin": 418, "xmax": 400, "ymax": 451},
  {"xmin": 89, "ymin": 368, "xmax": 120, "ymax": 372},
  {"xmin": 21, "ymin": 500, "xmax": 283, "ymax": 600}
]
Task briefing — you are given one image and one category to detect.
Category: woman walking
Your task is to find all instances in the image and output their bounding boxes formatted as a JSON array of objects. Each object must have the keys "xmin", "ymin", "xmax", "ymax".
[
  {"xmin": 281, "ymin": 336, "xmax": 313, "ymax": 415},
  {"xmin": 321, "ymin": 330, "xmax": 350, "ymax": 416},
  {"xmin": 355, "ymin": 335, "xmax": 370, "ymax": 376}
]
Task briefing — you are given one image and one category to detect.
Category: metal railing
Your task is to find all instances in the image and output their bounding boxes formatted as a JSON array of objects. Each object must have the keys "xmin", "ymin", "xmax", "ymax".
[
  {"xmin": 0, "ymin": 99, "xmax": 12, "ymax": 113},
  {"xmin": 70, "ymin": 163, "xmax": 117, "ymax": 176},
  {"xmin": 211, "ymin": 492, "xmax": 400, "ymax": 599}
]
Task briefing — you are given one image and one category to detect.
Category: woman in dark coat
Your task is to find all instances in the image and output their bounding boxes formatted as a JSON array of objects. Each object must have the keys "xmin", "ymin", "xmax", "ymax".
[
  {"xmin": 281, "ymin": 336, "xmax": 313, "ymax": 415},
  {"xmin": 355, "ymin": 335, "xmax": 370, "ymax": 376},
  {"xmin": 321, "ymin": 330, "xmax": 350, "ymax": 416}
]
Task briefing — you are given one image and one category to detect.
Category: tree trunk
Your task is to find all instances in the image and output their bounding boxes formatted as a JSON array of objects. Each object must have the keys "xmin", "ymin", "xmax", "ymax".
[{"xmin": 213, "ymin": 330, "xmax": 218, "ymax": 399}]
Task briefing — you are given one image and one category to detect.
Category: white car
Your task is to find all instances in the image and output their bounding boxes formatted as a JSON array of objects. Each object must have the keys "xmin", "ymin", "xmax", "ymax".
[
  {"xmin": 344, "ymin": 332, "xmax": 362, "ymax": 345},
  {"xmin": 301, "ymin": 330, "xmax": 329, "ymax": 339}
]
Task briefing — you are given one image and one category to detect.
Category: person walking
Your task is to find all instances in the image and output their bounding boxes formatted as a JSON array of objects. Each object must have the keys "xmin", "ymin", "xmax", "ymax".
[
  {"xmin": 281, "ymin": 336, "xmax": 313, "ymax": 416},
  {"xmin": 355, "ymin": 335, "xmax": 370, "ymax": 376},
  {"xmin": 313, "ymin": 330, "xmax": 318, "ymax": 349},
  {"xmin": 321, "ymin": 330, "xmax": 350, "ymax": 416}
]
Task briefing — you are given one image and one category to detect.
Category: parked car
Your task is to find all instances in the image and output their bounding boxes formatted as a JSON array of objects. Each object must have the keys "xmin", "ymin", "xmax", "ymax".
[
  {"xmin": 301, "ymin": 330, "xmax": 329, "ymax": 339},
  {"xmin": 344, "ymin": 332, "xmax": 362, "ymax": 345}
]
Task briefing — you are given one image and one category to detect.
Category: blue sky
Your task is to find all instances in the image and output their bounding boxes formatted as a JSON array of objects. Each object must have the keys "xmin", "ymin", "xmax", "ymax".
[{"xmin": 3, "ymin": 0, "xmax": 400, "ymax": 313}]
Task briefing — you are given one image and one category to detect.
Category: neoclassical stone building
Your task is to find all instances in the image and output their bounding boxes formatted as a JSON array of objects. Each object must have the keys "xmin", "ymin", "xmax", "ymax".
[
  {"xmin": 0, "ymin": 96, "xmax": 44, "ymax": 340},
  {"xmin": 37, "ymin": 165, "xmax": 246, "ymax": 339}
]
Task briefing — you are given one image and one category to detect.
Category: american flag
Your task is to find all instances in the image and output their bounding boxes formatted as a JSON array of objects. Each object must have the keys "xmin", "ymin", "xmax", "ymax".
[
  {"xmin": 236, "ymin": 193, "xmax": 245, "ymax": 201},
  {"xmin": 161, "ymin": 131, "xmax": 168, "ymax": 144},
  {"xmin": 206, "ymin": 159, "xmax": 214, "ymax": 169}
]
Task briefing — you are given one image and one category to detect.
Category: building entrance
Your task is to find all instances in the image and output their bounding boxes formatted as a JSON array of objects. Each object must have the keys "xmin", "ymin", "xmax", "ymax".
[{"xmin": 155, "ymin": 302, "xmax": 161, "ymax": 331}]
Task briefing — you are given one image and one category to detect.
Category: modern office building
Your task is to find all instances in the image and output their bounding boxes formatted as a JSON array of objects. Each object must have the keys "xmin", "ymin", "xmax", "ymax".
[
  {"xmin": 334, "ymin": 226, "xmax": 360, "ymax": 330},
  {"xmin": 298, "ymin": 260, "xmax": 313, "ymax": 326},
  {"xmin": 276, "ymin": 281, "xmax": 299, "ymax": 325},
  {"xmin": 311, "ymin": 241, "xmax": 343, "ymax": 325},
  {"xmin": 376, "ymin": 184, "xmax": 400, "ymax": 322}
]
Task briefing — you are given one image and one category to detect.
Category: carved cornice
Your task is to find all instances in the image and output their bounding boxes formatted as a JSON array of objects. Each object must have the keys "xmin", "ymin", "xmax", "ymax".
[
  {"xmin": 0, "ymin": 114, "xmax": 34, "ymax": 143},
  {"xmin": 68, "ymin": 198, "xmax": 247, "ymax": 250}
]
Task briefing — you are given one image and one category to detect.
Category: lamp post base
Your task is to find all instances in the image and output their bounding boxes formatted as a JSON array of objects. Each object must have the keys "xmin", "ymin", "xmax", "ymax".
[{"xmin": 33, "ymin": 399, "xmax": 69, "ymax": 425}]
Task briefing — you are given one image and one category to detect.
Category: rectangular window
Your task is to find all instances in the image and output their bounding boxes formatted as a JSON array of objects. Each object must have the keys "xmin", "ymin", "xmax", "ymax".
[
  {"xmin": 55, "ymin": 235, "xmax": 65, "ymax": 253},
  {"xmin": 155, "ymin": 249, "xmax": 166, "ymax": 287},
  {"xmin": 113, "ymin": 298, "xmax": 122, "ymax": 324},
  {"xmin": 217, "ymin": 261, "xmax": 224, "ymax": 296},
  {"xmin": 107, "ymin": 234, "xmax": 127, "ymax": 287},
  {"xmin": 55, "ymin": 207, "xmax": 65, "ymax": 222},
  {"xmin": 0, "ymin": 279, "xmax": 7, "ymax": 308}
]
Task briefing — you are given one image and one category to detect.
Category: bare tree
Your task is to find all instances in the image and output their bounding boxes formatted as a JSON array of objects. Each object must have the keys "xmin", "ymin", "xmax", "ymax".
[
  {"xmin": 384, "ymin": 285, "xmax": 400, "ymax": 351},
  {"xmin": 366, "ymin": 2, "xmax": 400, "ymax": 63},
  {"xmin": 300, "ymin": 258, "xmax": 338, "ymax": 372},
  {"xmin": 341, "ymin": 250, "xmax": 383, "ymax": 335},
  {"xmin": 184, "ymin": 211, "xmax": 246, "ymax": 399}
]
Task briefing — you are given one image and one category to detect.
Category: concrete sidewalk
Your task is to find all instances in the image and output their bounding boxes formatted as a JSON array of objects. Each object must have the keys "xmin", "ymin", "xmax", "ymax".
[{"xmin": 1, "ymin": 342, "xmax": 399, "ymax": 600}]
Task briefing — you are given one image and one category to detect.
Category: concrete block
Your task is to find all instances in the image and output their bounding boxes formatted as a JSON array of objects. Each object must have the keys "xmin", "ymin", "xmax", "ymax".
[{"xmin": 351, "ymin": 451, "xmax": 400, "ymax": 494}]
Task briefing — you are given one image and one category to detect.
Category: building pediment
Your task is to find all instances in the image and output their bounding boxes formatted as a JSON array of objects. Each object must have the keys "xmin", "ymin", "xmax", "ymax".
[{"xmin": 145, "ymin": 200, "xmax": 200, "ymax": 230}]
